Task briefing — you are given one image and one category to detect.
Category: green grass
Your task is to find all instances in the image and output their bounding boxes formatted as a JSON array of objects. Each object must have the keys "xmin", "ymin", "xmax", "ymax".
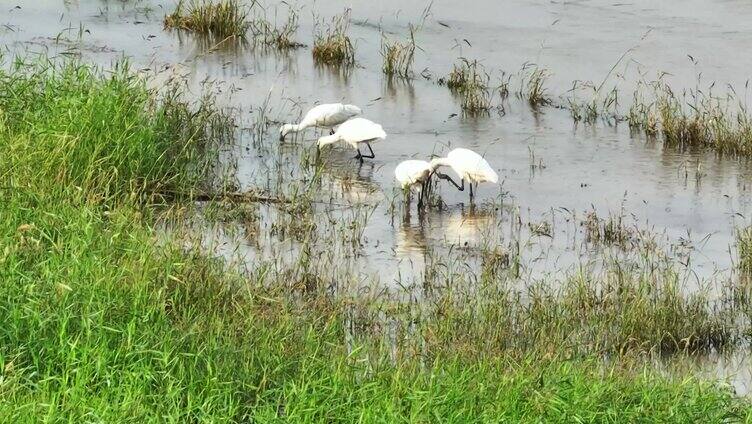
[
  {"xmin": 164, "ymin": 0, "xmax": 249, "ymax": 39},
  {"xmin": 312, "ymin": 10, "xmax": 355, "ymax": 66},
  {"xmin": 247, "ymin": 0, "xmax": 304, "ymax": 50},
  {"xmin": 0, "ymin": 59, "xmax": 749, "ymax": 421},
  {"xmin": 627, "ymin": 78, "xmax": 752, "ymax": 155},
  {"xmin": 440, "ymin": 59, "xmax": 493, "ymax": 114},
  {"xmin": 381, "ymin": 27, "xmax": 416, "ymax": 78},
  {"xmin": 521, "ymin": 64, "xmax": 551, "ymax": 107}
]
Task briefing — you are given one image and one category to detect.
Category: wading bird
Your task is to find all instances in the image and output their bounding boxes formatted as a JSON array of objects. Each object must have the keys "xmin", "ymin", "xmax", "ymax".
[
  {"xmin": 430, "ymin": 148, "xmax": 498, "ymax": 201},
  {"xmin": 394, "ymin": 160, "xmax": 435, "ymax": 208},
  {"xmin": 279, "ymin": 103, "xmax": 361, "ymax": 141},
  {"xmin": 317, "ymin": 117, "xmax": 386, "ymax": 162}
]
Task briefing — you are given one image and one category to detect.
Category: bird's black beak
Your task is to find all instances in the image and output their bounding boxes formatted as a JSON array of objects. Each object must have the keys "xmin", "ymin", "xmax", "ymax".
[{"xmin": 279, "ymin": 133, "xmax": 285, "ymax": 142}]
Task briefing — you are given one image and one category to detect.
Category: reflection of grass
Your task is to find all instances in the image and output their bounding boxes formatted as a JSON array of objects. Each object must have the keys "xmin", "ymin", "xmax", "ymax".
[
  {"xmin": 312, "ymin": 10, "xmax": 355, "ymax": 66},
  {"xmin": 164, "ymin": 0, "xmax": 249, "ymax": 39},
  {"xmin": 2, "ymin": 59, "xmax": 751, "ymax": 421},
  {"xmin": 381, "ymin": 27, "xmax": 416, "ymax": 78}
]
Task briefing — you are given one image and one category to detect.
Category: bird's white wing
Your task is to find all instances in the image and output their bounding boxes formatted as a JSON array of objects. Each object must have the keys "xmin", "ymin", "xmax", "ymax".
[
  {"xmin": 448, "ymin": 148, "xmax": 498, "ymax": 183},
  {"xmin": 395, "ymin": 160, "xmax": 432, "ymax": 186},
  {"xmin": 302, "ymin": 103, "xmax": 362, "ymax": 127},
  {"xmin": 336, "ymin": 118, "xmax": 387, "ymax": 142},
  {"xmin": 301, "ymin": 103, "xmax": 340, "ymax": 127}
]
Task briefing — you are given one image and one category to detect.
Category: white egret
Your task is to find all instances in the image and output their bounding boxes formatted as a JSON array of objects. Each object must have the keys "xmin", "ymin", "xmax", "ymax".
[
  {"xmin": 279, "ymin": 103, "xmax": 361, "ymax": 141},
  {"xmin": 430, "ymin": 148, "xmax": 498, "ymax": 201},
  {"xmin": 394, "ymin": 159, "xmax": 435, "ymax": 207},
  {"xmin": 317, "ymin": 117, "xmax": 386, "ymax": 162}
]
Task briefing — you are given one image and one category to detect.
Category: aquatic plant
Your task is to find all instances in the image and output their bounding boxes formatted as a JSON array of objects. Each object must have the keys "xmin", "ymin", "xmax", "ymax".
[
  {"xmin": 247, "ymin": 0, "xmax": 304, "ymax": 50},
  {"xmin": 582, "ymin": 210, "xmax": 634, "ymax": 248},
  {"xmin": 625, "ymin": 78, "xmax": 752, "ymax": 155},
  {"xmin": 164, "ymin": 0, "xmax": 249, "ymax": 39},
  {"xmin": 521, "ymin": 64, "xmax": 552, "ymax": 107},
  {"xmin": 312, "ymin": 9, "xmax": 355, "ymax": 66},
  {"xmin": 440, "ymin": 59, "xmax": 493, "ymax": 113},
  {"xmin": 738, "ymin": 227, "xmax": 752, "ymax": 277},
  {"xmin": 380, "ymin": 27, "xmax": 417, "ymax": 78},
  {"xmin": 567, "ymin": 81, "xmax": 620, "ymax": 124}
]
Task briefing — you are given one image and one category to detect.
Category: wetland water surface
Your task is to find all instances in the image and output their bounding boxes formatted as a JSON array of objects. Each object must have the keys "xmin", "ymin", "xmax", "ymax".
[{"xmin": 5, "ymin": 0, "xmax": 752, "ymax": 393}]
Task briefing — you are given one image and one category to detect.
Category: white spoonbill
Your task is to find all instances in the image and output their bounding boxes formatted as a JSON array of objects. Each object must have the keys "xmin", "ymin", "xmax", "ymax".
[
  {"xmin": 317, "ymin": 117, "xmax": 386, "ymax": 162},
  {"xmin": 430, "ymin": 148, "xmax": 498, "ymax": 201},
  {"xmin": 394, "ymin": 160, "xmax": 435, "ymax": 208},
  {"xmin": 279, "ymin": 103, "xmax": 361, "ymax": 141}
]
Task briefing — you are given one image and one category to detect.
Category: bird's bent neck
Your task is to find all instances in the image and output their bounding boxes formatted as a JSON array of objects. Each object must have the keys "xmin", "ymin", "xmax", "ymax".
[
  {"xmin": 318, "ymin": 133, "xmax": 340, "ymax": 147},
  {"xmin": 429, "ymin": 157, "xmax": 452, "ymax": 170}
]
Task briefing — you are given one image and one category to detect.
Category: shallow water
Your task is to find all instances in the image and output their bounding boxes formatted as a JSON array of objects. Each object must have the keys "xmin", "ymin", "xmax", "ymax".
[{"xmin": 5, "ymin": 0, "xmax": 752, "ymax": 392}]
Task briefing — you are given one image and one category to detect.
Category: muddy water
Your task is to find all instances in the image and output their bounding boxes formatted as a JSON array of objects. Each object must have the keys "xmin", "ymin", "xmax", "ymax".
[{"xmin": 4, "ymin": 0, "xmax": 752, "ymax": 390}]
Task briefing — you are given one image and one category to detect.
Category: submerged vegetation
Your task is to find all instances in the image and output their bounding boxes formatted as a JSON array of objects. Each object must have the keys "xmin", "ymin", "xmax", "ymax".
[
  {"xmin": 164, "ymin": 0, "xmax": 249, "ymax": 39},
  {"xmin": 312, "ymin": 9, "xmax": 355, "ymax": 66}
]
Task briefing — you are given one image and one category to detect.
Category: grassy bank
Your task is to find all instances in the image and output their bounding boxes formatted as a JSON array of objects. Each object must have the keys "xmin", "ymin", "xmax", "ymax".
[{"xmin": 0, "ymin": 61, "xmax": 749, "ymax": 422}]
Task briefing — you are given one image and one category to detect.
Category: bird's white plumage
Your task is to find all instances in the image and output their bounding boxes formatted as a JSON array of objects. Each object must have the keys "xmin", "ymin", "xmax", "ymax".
[
  {"xmin": 318, "ymin": 117, "xmax": 386, "ymax": 148},
  {"xmin": 280, "ymin": 103, "xmax": 361, "ymax": 139},
  {"xmin": 300, "ymin": 103, "xmax": 361, "ymax": 128},
  {"xmin": 434, "ymin": 148, "xmax": 498, "ymax": 184},
  {"xmin": 394, "ymin": 160, "xmax": 433, "ymax": 189}
]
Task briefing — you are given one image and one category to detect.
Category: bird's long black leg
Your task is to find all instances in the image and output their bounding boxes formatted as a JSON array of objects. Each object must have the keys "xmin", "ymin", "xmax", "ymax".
[
  {"xmin": 469, "ymin": 182, "xmax": 474, "ymax": 200},
  {"xmin": 360, "ymin": 143, "xmax": 375, "ymax": 159},
  {"xmin": 436, "ymin": 173, "xmax": 464, "ymax": 191},
  {"xmin": 417, "ymin": 183, "xmax": 425, "ymax": 209},
  {"xmin": 353, "ymin": 147, "xmax": 362, "ymax": 161},
  {"xmin": 420, "ymin": 180, "xmax": 429, "ymax": 208}
]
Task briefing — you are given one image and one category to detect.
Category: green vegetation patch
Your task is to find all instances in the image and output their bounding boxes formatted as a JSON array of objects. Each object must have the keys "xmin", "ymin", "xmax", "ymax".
[{"xmin": 0, "ymin": 60, "xmax": 748, "ymax": 422}]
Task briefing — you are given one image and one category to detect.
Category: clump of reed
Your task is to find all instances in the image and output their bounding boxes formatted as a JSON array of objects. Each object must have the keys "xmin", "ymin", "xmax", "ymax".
[
  {"xmin": 520, "ymin": 64, "xmax": 551, "ymax": 107},
  {"xmin": 628, "ymin": 78, "xmax": 752, "ymax": 155},
  {"xmin": 247, "ymin": 0, "xmax": 303, "ymax": 50},
  {"xmin": 380, "ymin": 27, "xmax": 416, "ymax": 78},
  {"xmin": 737, "ymin": 226, "xmax": 752, "ymax": 277},
  {"xmin": 440, "ymin": 59, "xmax": 493, "ymax": 113},
  {"xmin": 312, "ymin": 9, "xmax": 355, "ymax": 66},
  {"xmin": 567, "ymin": 81, "xmax": 620, "ymax": 124},
  {"xmin": 582, "ymin": 210, "xmax": 634, "ymax": 248},
  {"xmin": 164, "ymin": 0, "xmax": 249, "ymax": 39},
  {"xmin": 627, "ymin": 81, "xmax": 659, "ymax": 136}
]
